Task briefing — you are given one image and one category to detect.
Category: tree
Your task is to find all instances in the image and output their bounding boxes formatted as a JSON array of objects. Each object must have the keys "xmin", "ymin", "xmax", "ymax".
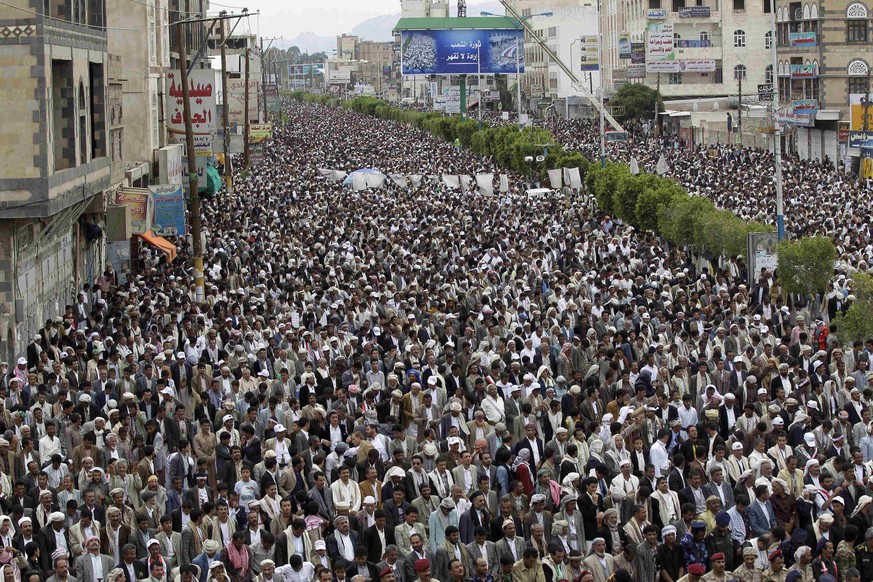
[
  {"xmin": 657, "ymin": 196, "xmax": 716, "ymax": 248},
  {"xmin": 610, "ymin": 83, "xmax": 662, "ymax": 121},
  {"xmin": 635, "ymin": 181, "xmax": 684, "ymax": 232},
  {"xmin": 613, "ymin": 173, "xmax": 662, "ymax": 227},
  {"xmin": 834, "ymin": 274, "xmax": 873, "ymax": 344},
  {"xmin": 585, "ymin": 164, "xmax": 629, "ymax": 215},
  {"xmin": 776, "ymin": 237, "xmax": 836, "ymax": 297}
]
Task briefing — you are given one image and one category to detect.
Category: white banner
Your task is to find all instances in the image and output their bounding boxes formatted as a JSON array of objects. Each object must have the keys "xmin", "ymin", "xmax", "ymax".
[
  {"xmin": 647, "ymin": 23, "xmax": 675, "ymax": 62},
  {"xmin": 365, "ymin": 173, "xmax": 386, "ymax": 188},
  {"xmin": 547, "ymin": 169, "xmax": 563, "ymax": 189},
  {"xmin": 166, "ymin": 69, "xmax": 216, "ymax": 140},
  {"xmin": 389, "ymin": 174, "xmax": 408, "ymax": 188},
  {"xmin": 567, "ymin": 167, "xmax": 582, "ymax": 189},
  {"xmin": 679, "ymin": 59, "xmax": 716, "ymax": 73},
  {"xmin": 409, "ymin": 175, "xmax": 422, "ymax": 187},
  {"xmin": 499, "ymin": 174, "xmax": 509, "ymax": 193},
  {"xmin": 352, "ymin": 173, "xmax": 367, "ymax": 191},
  {"xmin": 646, "ymin": 61, "xmax": 680, "ymax": 73},
  {"xmin": 476, "ymin": 173, "xmax": 494, "ymax": 195},
  {"xmin": 460, "ymin": 175, "xmax": 472, "ymax": 192},
  {"xmin": 656, "ymin": 153, "xmax": 670, "ymax": 175},
  {"xmin": 442, "ymin": 175, "xmax": 460, "ymax": 189}
]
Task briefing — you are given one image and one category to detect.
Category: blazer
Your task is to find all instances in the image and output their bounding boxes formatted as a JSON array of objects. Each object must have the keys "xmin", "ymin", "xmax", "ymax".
[
  {"xmin": 99, "ymin": 524, "xmax": 131, "ymax": 557},
  {"xmin": 75, "ymin": 552, "xmax": 116, "ymax": 582},
  {"xmin": 703, "ymin": 481, "xmax": 736, "ymax": 511},
  {"xmin": 326, "ymin": 529, "xmax": 361, "ymax": 561},
  {"xmin": 364, "ymin": 524, "xmax": 396, "ymax": 563},
  {"xmin": 402, "ymin": 549, "xmax": 435, "ymax": 582},
  {"xmin": 746, "ymin": 499, "xmax": 776, "ymax": 536},
  {"xmin": 582, "ymin": 552, "xmax": 615, "ymax": 582},
  {"xmin": 459, "ymin": 507, "xmax": 492, "ymax": 545},
  {"xmin": 115, "ymin": 560, "xmax": 148, "ymax": 582},
  {"xmin": 155, "ymin": 530, "xmax": 182, "ymax": 570},
  {"xmin": 451, "ymin": 465, "xmax": 479, "ymax": 495},
  {"xmin": 39, "ymin": 528, "xmax": 72, "ymax": 571},
  {"xmin": 466, "ymin": 539, "xmax": 499, "ymax": 576},
  {"xmin": 494, "ymin": 535, "xmax": 526, "ymax": 563},
  {"xmin": 184, "ymin": 486, "xmax": 215, "ymax": 510}
]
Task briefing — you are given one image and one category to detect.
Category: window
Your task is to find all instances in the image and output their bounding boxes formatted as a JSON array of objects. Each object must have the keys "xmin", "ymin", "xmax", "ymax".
[
  {"xmin": 764, "ymin": 0, "xmax": 772, "ymax": 12},
  {"xmin": 765, "ymin": 31, "xmax": 772, "ymax": 49},
  {"xmin": 649, "ymin": 0, "xmax": 661, "ymax": 8},
  {"xmin": 674, "ymin": 33, "xmax": 681, "ymax": 47},
  {"xmin": 734, "ymin": 29, "xmax": 746, "ymax": 47},
  {"xmin": 847, "ymin": 2, "xmax": 868, "ymax": 18},
  {"xmin": 734, "ymin": 0, "xmax": 745, "ymax": 9},
  {"xmin": 673, "ymin": 0, "xmax": 686, "ymax": 10},
  {"xmin": 847, "ymin": 20, "xmax": 868, "ymax": 42},
  {"xmin": 849, "ymin": 76, "xmax": 869, "ymax": 96},
  {"xmin": 734, "ymin": 64, "xmax": 747, "ymax": 80},
  {"xmin": 848, "ymin": 59, "xmax": 870, "ymax": 76},
  {"xmin": 700, "ymin": 31, "xmax": 709, "ymax": 42},
  {"xmin": 765, "ymin": 64, "xmax": 773, "ymax": 84},
  {"xmin": 669, "ymin": 72, "xmax": 682, "ymax": 84}
]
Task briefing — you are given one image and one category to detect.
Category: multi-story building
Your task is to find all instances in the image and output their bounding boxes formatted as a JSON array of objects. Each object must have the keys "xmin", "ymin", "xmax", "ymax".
[
  {"xmin": 602, "ymin": 0, "xmax": 773, "ymax": 99},
  {"xmin": 508, "ymin": 0, "xmax": 600, "ymax": 116},
  {"xmin": 337, "ymin": 34, "xmax": 360, "ymax": 60},
  {"xmin": 401, "ymin": 0, "xmax": 450, "ymax": 18},
  {"xmin": 775, "ymin": 0, "xmax": 873, "ymax": 161},
  {"xmin": 0, "ymin": 0, "xmax": 112, "ymax": 358}
]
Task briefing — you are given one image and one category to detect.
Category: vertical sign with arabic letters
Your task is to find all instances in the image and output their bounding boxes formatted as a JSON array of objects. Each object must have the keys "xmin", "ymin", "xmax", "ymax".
[
  {"xmin": 149, "ymin": 185, "xmax": 187, "ymax": 237},
  {"xmin": 166, "ymin": 70, "xmax": 217, "ymax": 140}
]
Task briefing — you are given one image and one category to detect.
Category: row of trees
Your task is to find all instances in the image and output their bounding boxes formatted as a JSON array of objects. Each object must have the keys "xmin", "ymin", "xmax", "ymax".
[{"xmin": 289, "ymin": 92, "xmax": 873, "ymax": 341}]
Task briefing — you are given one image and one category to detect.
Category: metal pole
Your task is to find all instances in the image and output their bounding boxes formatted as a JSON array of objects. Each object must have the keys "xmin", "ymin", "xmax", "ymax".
[
  {"xmin": 516, "ymin": 30, "xmax": 522, "ymax": 128},
  {"xmin": 244, "ymin": 47, "xmax": 251, "ymax": 168},
  {"xmin": 260, "ymin": 38, "xmax": 267, "ymax": 123},
  {"xmin": 654, "ymin": 73, "xmax": 660, "ymax": 136},
  {"xmin": 478, "ymin": 44, "xmax": 482, "ymax": 125},
  {"xmin": 220, "ymin": 18, "xmax": 233, "ymax": 193},
  {"xmin": 177, "ymin": 23, "xmax": 204, "ymax": 302},
  {"xmin": 598, "ymin": 0, "xmax": 605, "ymax": 168},
  {"xmin": 770, "ymin": 0, "xmax": 784, "ymax": 240}
]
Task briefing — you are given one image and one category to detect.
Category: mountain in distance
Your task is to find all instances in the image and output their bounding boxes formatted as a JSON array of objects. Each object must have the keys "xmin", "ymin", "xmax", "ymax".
[
  {"xmin": 278, "ymin": 1, "xmax": 506, "ymax": 53},
  {"xmin": 350, "ymin": 0, "xmax": 506, "ymax": 42},
  {"xmin": 275, "ymin": 33, "xmax": 335, "ymax": 55}
]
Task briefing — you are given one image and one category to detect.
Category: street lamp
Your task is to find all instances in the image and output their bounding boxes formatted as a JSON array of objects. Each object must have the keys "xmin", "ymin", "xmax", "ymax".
[{"xmin": 481, "ymin": 10, "xmax": 553, "ymax": 129}]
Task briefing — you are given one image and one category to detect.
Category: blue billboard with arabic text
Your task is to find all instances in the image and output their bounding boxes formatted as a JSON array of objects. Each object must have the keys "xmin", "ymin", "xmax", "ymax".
[{"xmin": 400, "ymin": 29, "xmax": 525, "ymax": 75}]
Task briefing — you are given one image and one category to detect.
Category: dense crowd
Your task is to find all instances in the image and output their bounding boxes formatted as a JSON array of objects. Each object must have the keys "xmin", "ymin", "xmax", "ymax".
[{"xmin": 3, "ymin": 98, "xmax": 871, "ymax": 582}]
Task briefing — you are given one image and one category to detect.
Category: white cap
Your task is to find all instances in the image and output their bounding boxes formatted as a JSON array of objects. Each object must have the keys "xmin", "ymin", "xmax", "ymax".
[
  {"xmin": 363, "ymin": 496, "xmax": 376, "ymax": 505},
  {"xmin": 732, "ymin": 442, "xmax": 743, "ymax": 451},
  {"xmin": 274, "ymin": 424, "xmax": 286, "ymax": 433}
]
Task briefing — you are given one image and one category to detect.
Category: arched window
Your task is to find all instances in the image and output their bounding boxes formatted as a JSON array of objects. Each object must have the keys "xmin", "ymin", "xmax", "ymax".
[
  {"xmin": 734, "ymin": 29, "xmax": 746, "ymax": 47},
  {"xmin": 802, "ymin": 4, "xmax": 810, "ymax": 18},
  {"xmin": 765, "ymin": 30, "xmax": 773, "ymax": 49},
  {"xmin": 700, "ymin": 31, "xmax": 709, "ymax": 41},
  {"xmin": 848, "ymin": 59, "xmax": 869, "ymax": 76},
  {"xmin": 734, "ymin": 64, "xmax": 747, "ymax": 80},
  {"xmin": 847, "ymin": 2, "xmax": 868, "ymax": 18},
  {"xmin": 765, "ymin": 64, "xmax": 773, "ymax": 84},
  {"xmin": 810, "ymin": 4, "xmax": 819, "ymax": 18}
]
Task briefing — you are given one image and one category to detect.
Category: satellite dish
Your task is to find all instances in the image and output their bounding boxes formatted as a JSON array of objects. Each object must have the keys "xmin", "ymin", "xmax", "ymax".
[{"xmin": 536, "ymin": 155, "xmax": 545, "ymax": 162}]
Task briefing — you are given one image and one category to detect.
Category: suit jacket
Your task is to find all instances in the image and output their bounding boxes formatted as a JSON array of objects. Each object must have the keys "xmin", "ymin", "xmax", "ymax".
[
  {"xmin": 115, "ymin": 560, "xmax": 148, "ymax": 582},
  {"xmin": 494, "ymin": 535, "xmax": 526, "ymax": 563},
  {"xmin": 100, "ymin": 524, "xmax": 131, "ymax": 557},
  {"xmin": 364, "ymin": 524, "xmax": 396, "ymax": 563},
  {"xmin": 326, "ymin": 529, "xmax": 362, "ymax": 561},
  {"xmin": 184, "ymin": 486, "xmax": 215, "ymax": 510},
  {"xmin": 403, "ymin": 549, "xmax": 435, "ymax": 582},
  {"xmin": 466, "ymin": 540, "xmax": 499, "ymax": 576},
  {"xmin": 459, "ymin": 507, "xmax": 492, "ymax": 545},
  {"xmin": 583, "ymin": 552, "xmax": 616, "ymax": 582},
  {"xmin": 39, "ymin": 527, "xmax": 72, "ymax": 571},
  {"xmin": 451, "ymin": 464, "xmax": 479, "ymax": 495},
  {"xmin": 703, "ymin": 481, "xmax": 735, "ymax": 511},
  {"xmin": 155, "ymin": 530, "xmax": 182, "ymax": 569},
  {"xmin": 75, "ymin": 552, "xmax": 115, "ymax": 582},
  {"xmin": 746, "ymin": 499, "xmax": 776, "ymax": 536}
]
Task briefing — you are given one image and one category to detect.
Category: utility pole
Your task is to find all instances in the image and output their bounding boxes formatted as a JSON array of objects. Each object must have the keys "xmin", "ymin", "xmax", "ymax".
[
  {"xmin": 176, "ymin": 22, "xmax": 204, "ymax": 302},
  {"xmin": 219, "ymin": 16, "xmax": 233, "ymax": 193},
  {"xmin": 770, "ymin": 0, "xmax": 784, "ymax": 240},
  {"xmin": 260, "ymin": 37, "xmax": 282, "ymax": 123},
  {"xmin": 654, "ymin": 73, "xmax": 661, "ymax": 137},
  {"xmin": 244, "ymin": 47, "xmax": 251, "ymax": 168},
  {"xmin": 737, "ymin": 72, "xmax": 743, "ymax": 146}
]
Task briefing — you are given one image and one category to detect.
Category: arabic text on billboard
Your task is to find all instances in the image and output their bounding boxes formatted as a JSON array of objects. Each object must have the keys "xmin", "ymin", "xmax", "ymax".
[
  {"xmin": 849, "ymin": 131, "xmax": 873, "ymax": 148},
  {"xmin": 400, "ymin": 29, "xmax": 525, "ymax": 75},
  {"xmin": 249, "ymin": 123, "xmax": 273, "ymax": 143},
  {"xmin": 791, "ymin": 99, "xmax": 818, "ymax": 115},
  {"xmin": 788, "ymin": 32, "xmax": 817, "ymax": 47},
  {"xmin": 166, "ymin": 70, "xmax": 216, "ymax": 139},
  {"xmin": 678, "ymin": 6, "xmax": 711, "ymax": 17},
  {"xmin": 790, "ymin": 64, "xmax": 817, "ymax": 79},
  {"xmin": 580, "ymin": 36, "xmax": 599, "ymax": 72},
  {"xmin": 113, "ymin": 189, "xmax": 152, "ymax": 235},
  {"xmin": 627, "ymin": 63, "xmax": 646, "ymax": 78},
  {"xmin": 647, "ymin": 8, "xmax": 666, "ymax": 18},
  {"xmin": 618, "ymin": 35, "xmax": 631, "ymax": 59},
  {"xmin": 647, "ymin": 23, "xmax": 674, "ymax": 62},
  {"xmin": 149, "ymin": 185, "xmax": 187, "ymax": 238},
  {"xmin": 630, "ymin": 42, "xmax": 645, "ymax": 64},
  {"xmin": 646, "ymin": 61, "xmax": 679, "ymax": 73},
  {"xmin": 679, "ymin": 59, "xmax": 715, "ymax": 73}
]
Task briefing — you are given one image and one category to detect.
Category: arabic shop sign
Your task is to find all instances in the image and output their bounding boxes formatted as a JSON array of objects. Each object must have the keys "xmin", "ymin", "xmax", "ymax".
[
  {"xmin": 849, "ymin": 131, "xmax": 873, "ymax": 148},
  {"xmin": 791, "ymin": 99, "xmax": 818, "ymax": 115},
  {"xmin": 678, "ymin": 6, "xmax": 711, "ymax": 17},
  {"xmin": 166, "ymin": 69, "xmax": 217, "ymax": 139}
]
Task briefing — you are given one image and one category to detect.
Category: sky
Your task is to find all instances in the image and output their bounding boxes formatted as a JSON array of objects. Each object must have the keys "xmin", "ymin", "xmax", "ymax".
[{"xmin": 240, "ymin": 0, "xmax": 402, "ymax": 39}]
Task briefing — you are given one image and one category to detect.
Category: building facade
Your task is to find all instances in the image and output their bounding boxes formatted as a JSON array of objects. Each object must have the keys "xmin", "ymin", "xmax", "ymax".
[{"xmin": 602, "ymin": 0, "xmax": 773, "ymax": 99}]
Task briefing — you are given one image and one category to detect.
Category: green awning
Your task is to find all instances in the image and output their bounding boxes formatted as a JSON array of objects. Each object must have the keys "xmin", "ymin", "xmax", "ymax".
[{"xmin": 202, "ymin": 164, "xmax": 221, "ymax": 195}]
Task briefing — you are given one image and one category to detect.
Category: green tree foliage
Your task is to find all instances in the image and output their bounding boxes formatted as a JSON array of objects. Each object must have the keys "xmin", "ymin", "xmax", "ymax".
[
  {"xmin": 614, "ymin": 173, "xmax": 662, "ymax": 227},
  {"xmin": 611, "ymin": 84, "xmax": 663, "ymax": 121},
  {"xmin": 776, "ymin": 237, "xmax": 837, "ymax": 297},
  {"xmin": 585, "ymin": 164, "xmax": 629, "ymax": 216},
  {"xmin": 834, "ymin": 274, "xmax": 873, "ymax": 343},
  {"xmin": 635, "ymin": 181, "xmax": 684, "ymax": 232}
]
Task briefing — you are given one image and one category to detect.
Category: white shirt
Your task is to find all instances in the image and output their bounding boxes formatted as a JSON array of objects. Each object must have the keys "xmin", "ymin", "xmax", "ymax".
[{"xmin": 90, "ymin": 553, "xmax": 104, "ymax": 580}]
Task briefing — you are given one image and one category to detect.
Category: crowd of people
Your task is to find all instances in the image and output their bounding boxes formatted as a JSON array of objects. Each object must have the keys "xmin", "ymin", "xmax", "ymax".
[{"xmin": 1, "ymin": 97, "xmax": 871, "ymax": 582}]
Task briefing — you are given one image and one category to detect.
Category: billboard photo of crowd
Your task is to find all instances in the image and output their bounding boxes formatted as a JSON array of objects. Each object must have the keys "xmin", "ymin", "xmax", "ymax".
[{"xmin": 400, "ymin": 28, "xmax": 525, "ymax": 75}]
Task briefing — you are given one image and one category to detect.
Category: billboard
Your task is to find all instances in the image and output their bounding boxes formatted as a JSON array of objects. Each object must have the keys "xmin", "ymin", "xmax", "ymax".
[
  {"xmin": 791, "ymin": 99, "xmax": 818, "ymax": 115},
  {"xmin": 631, "ymin": 42, "xmax": 645, "ymax": 64},
  {"xmin": 249, "ymin": 123, "xmax": 273, "ymax": 143},
  {"xmin": 678, "ymin": 6, "xmax": 711, "ymax": 17},
  {"xmin": 790, "ymin": 64, "xmax": 817, "ymax": 78},
  {"xmin": 112, "ymin": 189, "xmax": 152, "ymax": 235},
  {"xmin": 627, "ymin": 63, "xmax": 646, "ymax": 78},
  {"xmin": 580, "ymin": 36, "xmax": 599, "ymax": 72},
  {"xmin": 400, "ymin": 29, "xmax": 525, "ymax": 75},
  {"xmin": 788, "ymin": 32, "xmax": 817, "ymax": 47},
  {"xmin": 157, "ymin": 144, "xmax": 183, "ymax": 186},
  {"xmin": 226, "ymin": 79, "xmax": 259, "ymax": 126},
  {"xmin": 618, "ymin": 34, "xmax": 631, "ymax": 59},
  {"xmin": 850, "ymin": 93, "xmax": 873, "ymax": 130},
  {"xmin": 849, "ymin": 131, "xmax": 873, "ymax": 148},
  {"xmin": 679, "ymin": 59, "xmax": 716, "ymax": 73},
  {"xmin": 647, "ymin": 23, "xmax": 674, "ymax": 62},
  {"xmin": 149, "ymin": 185, "xmax": 187, "ymax": 238},
  {"xmin": 166, "ymin": 69, "xmax": 216, "ymax": 139}
]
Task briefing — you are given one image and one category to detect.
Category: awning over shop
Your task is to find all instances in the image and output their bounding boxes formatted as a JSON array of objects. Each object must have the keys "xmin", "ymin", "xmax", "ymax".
[{"xmin": 137, "ymin": 229, "xmax": 178, "ymax": 262}]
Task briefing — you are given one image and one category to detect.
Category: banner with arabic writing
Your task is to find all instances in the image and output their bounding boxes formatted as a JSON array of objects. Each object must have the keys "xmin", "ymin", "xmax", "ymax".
[
  {"xmin": 166, "ymin": 69, "xmax": 217, "ymax": 139},
  {"xmin": 400, "ymin": 29, "xmax": 525, "ymax": 75}
]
